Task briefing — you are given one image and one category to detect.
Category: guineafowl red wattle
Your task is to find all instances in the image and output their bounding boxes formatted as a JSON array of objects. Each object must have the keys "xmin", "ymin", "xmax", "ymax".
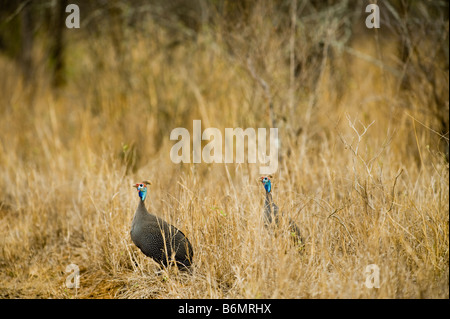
[
  {"xmin": 130, "ymin": 181, "xmax": 194, "ymax": 270},
  {"xmin": 260, "ymin": 176, "xmax": 303, "ymax": 246}
]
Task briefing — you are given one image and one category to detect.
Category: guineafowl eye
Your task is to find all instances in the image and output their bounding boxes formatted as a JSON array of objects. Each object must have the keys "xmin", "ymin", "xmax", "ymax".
[
  {"xmin": 135, "ymin": 183, "xmax": 146, "ymax": 190},
  {"xmin": 261, "ymin": 176, "xmax": 270, "ymax": 184}
]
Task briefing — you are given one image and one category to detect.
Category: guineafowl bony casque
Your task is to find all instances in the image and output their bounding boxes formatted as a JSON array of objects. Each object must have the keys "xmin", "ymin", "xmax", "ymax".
[
  {"xmin": 130, "ymin": 181, "xmax": 194, "ymax": 270},
  {"xmin": 260, "ymin": 175, "xmax": 303, "ymax": 246}
]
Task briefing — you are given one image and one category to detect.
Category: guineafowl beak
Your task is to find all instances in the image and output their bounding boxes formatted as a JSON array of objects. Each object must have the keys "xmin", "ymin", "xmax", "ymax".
[{"xmin": 133, "ymin": 184, "xmax": 138, "ymax": 188}]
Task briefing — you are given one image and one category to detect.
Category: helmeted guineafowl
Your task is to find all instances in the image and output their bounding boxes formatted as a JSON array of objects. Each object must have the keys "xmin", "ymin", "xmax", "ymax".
[
  {"xmin": 130, "ymin": 181, "xmax": 194, "ymax": 269},
  {"xmin": 260, "ymin": 175, "xmax": 303, "ymax": 246}
]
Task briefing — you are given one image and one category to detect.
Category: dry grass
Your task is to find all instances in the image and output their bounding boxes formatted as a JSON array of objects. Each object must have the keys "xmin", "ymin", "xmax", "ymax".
[{"xmin": 0, "ymin": 2, "xmax": 448, "ymax": 299}]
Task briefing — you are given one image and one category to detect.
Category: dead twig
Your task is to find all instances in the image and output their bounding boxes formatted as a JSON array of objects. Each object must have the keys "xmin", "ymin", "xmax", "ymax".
[{"xmin": 387, "ymin": 168, "xmax": 403, "ymax": 213}]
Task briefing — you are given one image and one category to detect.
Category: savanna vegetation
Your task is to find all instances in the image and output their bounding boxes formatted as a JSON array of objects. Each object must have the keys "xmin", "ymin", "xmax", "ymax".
[{"xmin": 0, "ymin": 0, "xmax": 448, "ymax": 298}]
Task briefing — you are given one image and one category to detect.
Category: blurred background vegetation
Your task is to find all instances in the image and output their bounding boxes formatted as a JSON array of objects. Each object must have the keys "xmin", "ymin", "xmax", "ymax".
[{"xmin": 0, "ymin": 0, "xmax": 448, "ymax": 171}]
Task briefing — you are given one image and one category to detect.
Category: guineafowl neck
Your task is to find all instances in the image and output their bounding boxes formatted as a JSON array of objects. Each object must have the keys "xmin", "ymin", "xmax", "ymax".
[
  {"xmin": 265, "ymin": 191, "xmax": 274, "ymax": 204},
  {"xmin": 264, "ymin": 191, "xmax": 273, "ymax": 212},
  {"xmin": 137, "ymin": 198, "xmax": 150, "ymax": 215}
]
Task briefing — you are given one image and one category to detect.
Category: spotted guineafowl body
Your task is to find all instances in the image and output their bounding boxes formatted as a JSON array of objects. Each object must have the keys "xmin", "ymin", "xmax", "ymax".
[{"xmin": 131, "ymin": 181, "xmax": 193, "ymax": 269}]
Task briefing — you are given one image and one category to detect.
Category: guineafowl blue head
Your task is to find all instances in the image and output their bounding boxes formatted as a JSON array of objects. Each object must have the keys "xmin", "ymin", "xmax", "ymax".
[
  {"xmin": 260, "ymin": 175, "xmax": 272, "ymax": 193},
  {"xmin": 133, "ymin": 180, "xmax": 152, "ymax": 201}
]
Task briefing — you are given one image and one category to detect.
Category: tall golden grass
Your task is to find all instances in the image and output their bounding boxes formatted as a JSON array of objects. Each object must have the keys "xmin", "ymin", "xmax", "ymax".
[{"xmin": 0, "ymin": 2, "xmax": 448, "ymax": 298}]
